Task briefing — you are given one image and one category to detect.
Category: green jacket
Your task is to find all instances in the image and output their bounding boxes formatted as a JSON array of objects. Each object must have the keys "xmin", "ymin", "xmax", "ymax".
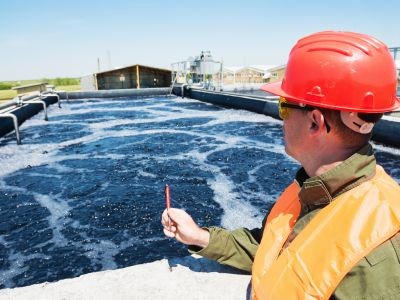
[{"xmin": 190, "ymin": 144, "xmax": 400, "ymax": 299}]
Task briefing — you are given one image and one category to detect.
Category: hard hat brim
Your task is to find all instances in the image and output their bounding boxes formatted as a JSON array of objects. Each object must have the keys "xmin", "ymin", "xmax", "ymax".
[
  {"xmin": 261, "ymin": 81, "xmax": 285, "ymax": 98},
  {"xmin": 261, "ymin": 81, "xmax": 300, "ymax": 103},
  {"xmin": 261, "ymin": 81, "xmax": 400, "ymax": 112},
  {"xmin": 260, "ymin": 80, "xmax": 317, "ymax": 105}
]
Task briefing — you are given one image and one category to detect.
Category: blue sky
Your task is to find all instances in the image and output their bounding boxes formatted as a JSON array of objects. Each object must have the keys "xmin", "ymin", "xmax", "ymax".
[{"xmin": 0, "ymin": 0, "xmax": 399, "ymax": 81}]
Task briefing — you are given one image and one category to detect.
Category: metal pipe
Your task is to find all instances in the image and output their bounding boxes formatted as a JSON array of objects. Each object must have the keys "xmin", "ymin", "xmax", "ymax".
[
  {"xmin": 0, "ymin": 113, "xmax": 21, "ymax": 144},
  {"xmin": 51, "ymin": 93, "xmax": 61, "ymax": 108},
  {"xmin": 24, "ymin": 100, "xmax": 48, "ymax": 121},
  {"xmin": 181, "ymin": 84, "xmax": 188, "ymax": 99},
  {"xmin": 0, "ymin": 99, "xmax": 19, "ymax": 111},
  {"xmin": 170, "ymin": 75, "xmax": 178, "ymax": 96},
  {"xmin": 40, "ymin": 93, "xmax": 61, "ymax": 108}
]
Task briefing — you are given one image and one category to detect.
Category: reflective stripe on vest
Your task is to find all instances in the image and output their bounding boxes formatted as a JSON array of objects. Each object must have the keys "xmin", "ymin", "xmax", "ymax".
[{"xmin": 252, "ymin": 165, "xmax": 400, "ymax": 300}]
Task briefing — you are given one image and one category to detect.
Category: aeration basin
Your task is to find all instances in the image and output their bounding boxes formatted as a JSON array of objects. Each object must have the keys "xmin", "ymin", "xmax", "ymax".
[{"xmin": 0, "ymin": 95, "xmax": 399, "ymax": 289}]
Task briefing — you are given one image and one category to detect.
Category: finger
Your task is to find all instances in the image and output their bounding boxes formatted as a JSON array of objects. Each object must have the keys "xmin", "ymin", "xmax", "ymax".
[
  {"xmin": 168, "ymin": 225, "xmax": 177, "ymax": 232},
  {"xmin": 163, "ymin": 228, "xmax": 175, "ymax": 238},
  {"xmin": 167, "ymin": 208, "xmax": 185, "ymax": 222},
  {"xmin": 161, "ymin": 209, "xmax": 170, "ymax": 225},
  {"xmin": 163, "ymin": 224, "xmax": 176, "ymax": 232}
]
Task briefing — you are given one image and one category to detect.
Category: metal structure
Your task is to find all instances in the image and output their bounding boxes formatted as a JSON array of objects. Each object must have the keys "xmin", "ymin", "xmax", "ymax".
[
  {"xmin": 12, "ymin": 83, "xmax": 48, "ymax": 95},
  {"xmin": 389, "ymin": 47, "xmax": 400, "ymax": 61},
  {"xmin": 171, "ymin": 51, "xmax": 223, "ymax": 91}
]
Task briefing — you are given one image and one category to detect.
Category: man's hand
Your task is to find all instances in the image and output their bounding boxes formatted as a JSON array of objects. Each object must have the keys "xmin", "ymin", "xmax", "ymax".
[{"xmin": 162, "ymin": 208, "xmax": 210, "ymax": 248}]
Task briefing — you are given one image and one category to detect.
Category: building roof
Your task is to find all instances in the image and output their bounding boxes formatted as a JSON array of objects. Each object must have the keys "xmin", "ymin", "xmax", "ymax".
[
  {"xmin": 95, "ymin": 64, "xmax": 171, "ymax": 76},
  {"xmin": 248, "ymin": 65, "xmax": 278, "ymax": 72},
  {"xmin": 267, "ymin": 64, "xmax": 287, "ymax": 72},
  {"xmin": 224, "ymin": 65, "xmax": 278, "ymax": 74},
  {"xmin": 223, "ymin": 66, "xmax": 243, "ymax": 73}
]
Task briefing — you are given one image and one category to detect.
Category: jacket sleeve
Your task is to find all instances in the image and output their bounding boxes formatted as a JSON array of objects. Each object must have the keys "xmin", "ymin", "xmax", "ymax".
[{"xmin": 188, "ymin": 226, "xmax": 263, "ymax": 273}]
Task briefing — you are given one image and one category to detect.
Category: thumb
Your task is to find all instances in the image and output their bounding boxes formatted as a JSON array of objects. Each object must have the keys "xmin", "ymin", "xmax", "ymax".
[{"xmin": 167, "ymin": 208, "xmax": 185, "ymax": 222}]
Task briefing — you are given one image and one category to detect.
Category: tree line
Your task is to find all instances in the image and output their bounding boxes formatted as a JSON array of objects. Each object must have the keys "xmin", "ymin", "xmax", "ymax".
[{"xmin": 0, "ymin": 77, "xmax": 80, "ymax": 90}]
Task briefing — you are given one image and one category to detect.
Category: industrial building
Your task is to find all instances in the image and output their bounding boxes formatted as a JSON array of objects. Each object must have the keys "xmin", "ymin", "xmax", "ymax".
[
  {"xmin": 265, "ymin": 64, "xmax": 286, "ymax": 83},
  {"xmin": 171, "ymin": 51, "xmax": 223, "ymax": 86},
  {"xmin": 81, "ymin": 64, "xmax": 171, "ymax": 91}
]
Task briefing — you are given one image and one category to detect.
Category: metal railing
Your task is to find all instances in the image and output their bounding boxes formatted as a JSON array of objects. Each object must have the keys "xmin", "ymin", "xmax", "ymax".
[
  {"xmin": 0, "ymin": 92, "xmax": 61, "ymax": 145},
  {"xmin": 0, "ymin": 113, "xmax": 21, "ymax": 144}
]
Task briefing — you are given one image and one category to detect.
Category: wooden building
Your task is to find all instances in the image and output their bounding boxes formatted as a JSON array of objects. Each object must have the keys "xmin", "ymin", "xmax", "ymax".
[{"xmin": 81, "ymin": 64, "xmax": 171, "ymax": 91}]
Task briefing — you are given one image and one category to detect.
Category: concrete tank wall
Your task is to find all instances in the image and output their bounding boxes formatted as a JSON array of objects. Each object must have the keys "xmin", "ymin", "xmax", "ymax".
[
  {"xmin": 173, "ymin": 86, "xmax": 400, "ymax": 148},
  {"xmin": 58, "ymin": 87, "xmax": 171, "ymax": 100}
]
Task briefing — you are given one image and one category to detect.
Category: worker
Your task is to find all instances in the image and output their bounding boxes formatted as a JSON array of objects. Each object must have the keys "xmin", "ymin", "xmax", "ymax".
[{"xmin": 161, "ymin": 31, "xmax": 400, "ymax": 299}]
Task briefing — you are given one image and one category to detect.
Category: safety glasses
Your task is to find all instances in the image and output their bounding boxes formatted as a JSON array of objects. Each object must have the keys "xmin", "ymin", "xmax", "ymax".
[
  {"xmin": 278, "ymin": 97, "xmax": 331, "ymax": 132},
  {"xmin": 278, "ymin": 97, "xmax": 314, "ymax": 119}
]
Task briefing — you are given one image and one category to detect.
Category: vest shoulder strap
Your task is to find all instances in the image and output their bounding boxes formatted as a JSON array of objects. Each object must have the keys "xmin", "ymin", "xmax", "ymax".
[{"xmin": 252, "ymin": 182, "xmax": 301, "ymax": 287}]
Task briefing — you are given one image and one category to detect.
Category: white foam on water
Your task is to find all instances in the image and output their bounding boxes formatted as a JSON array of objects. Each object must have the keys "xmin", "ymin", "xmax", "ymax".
[
  {"xmin": 137, "ymin": 170, "xmax": 158, "ymax": 178},
  {"xmin": 209, "ymin": 172, "xmax": 263, "ymax": 229},
  {"xmin": 0, "ymin": 250, "xmax": 30, "ymax": 288},
  {"xmin": 82, "ymin": 239, "xmax": 119, "ymax": 270},
  {"xmin": 372, "ymin": 141, "xmax": 400, "ymax": 156},
  {"xmin": 177, "ymin": 135, "xmax": 284, "ymax": 229},
  {"xmin": 0, "ymin": 143, "xmax": 57, "ymax": 178},
  {"xmin": 247, "ymin": 162, "xmax": 283, "ymax": 201},
  {"xmin": 32, "ymin": 193, "xmax": 71, "ymax": 245}
]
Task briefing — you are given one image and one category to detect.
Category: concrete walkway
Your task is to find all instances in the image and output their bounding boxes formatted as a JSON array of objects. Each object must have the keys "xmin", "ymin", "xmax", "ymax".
[{"xmin": 0, "ymin": 255, "xmax": 251, "ymax": 300}]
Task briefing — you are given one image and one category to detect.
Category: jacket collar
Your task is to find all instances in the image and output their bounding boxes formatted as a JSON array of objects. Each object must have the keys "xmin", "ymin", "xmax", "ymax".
[{"xmin": 295, "ymin": 144, "xmax": 376, "ymax": 214}]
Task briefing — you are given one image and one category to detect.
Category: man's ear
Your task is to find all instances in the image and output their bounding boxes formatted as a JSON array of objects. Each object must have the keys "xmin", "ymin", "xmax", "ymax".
[{"xmin": 308, "ymin": 110, "xmax": 326, "ymax": 135}]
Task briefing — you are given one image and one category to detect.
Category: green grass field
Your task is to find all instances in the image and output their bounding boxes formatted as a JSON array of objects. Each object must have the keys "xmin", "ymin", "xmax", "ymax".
[
  {"xmin": 0, "ymin": 90, "xmax": 17, "ymax": 101},
  {"xmin": 0, "ymin": 80, "xmax": 81, "ymax": 101},
  {"xmin": 56, "ymin": 85, "xmax": 80, "ymax": 92}
]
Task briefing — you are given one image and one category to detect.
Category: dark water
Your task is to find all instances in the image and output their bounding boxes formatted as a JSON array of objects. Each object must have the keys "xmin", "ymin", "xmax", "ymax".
[{"xmin": 0, "ymin": 96, "xmax": 398, "ymax": 289}]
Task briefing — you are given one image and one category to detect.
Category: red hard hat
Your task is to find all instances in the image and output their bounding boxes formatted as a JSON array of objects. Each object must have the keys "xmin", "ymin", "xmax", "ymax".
[{"xmin": 261, "ymin": 31, "xmax": 400, "ymax": 113}]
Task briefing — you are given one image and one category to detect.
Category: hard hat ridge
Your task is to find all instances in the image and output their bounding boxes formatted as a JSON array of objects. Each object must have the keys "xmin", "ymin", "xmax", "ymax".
[{"xmin": 262, "ymin": 31, "xmax": 400, "ymax": 113}]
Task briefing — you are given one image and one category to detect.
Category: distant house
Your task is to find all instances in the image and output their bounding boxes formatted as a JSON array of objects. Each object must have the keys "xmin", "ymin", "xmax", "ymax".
[
  {"xmin": 220, "ymin": 66, "xmax": 242, "ymax": 85},
  {"xmin": 266, "ymin": 64, "xmax": 286, "ymax": 83},
  {"xmin": 218, "ymin": 65, "xmax": 277, "ymax": 85},
  {"xmin": 81, "ymin": 64, "xmax": 171, "ymax": 91}
]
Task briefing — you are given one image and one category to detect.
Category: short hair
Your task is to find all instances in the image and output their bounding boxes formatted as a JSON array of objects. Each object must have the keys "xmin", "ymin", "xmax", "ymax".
[{"xmin": 318, "ymin": 108, "xmax": 383, "ymax": 148}]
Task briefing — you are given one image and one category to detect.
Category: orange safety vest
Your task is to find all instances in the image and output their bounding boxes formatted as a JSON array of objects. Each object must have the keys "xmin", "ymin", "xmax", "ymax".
[{"xmin": 252, "ymin": 165, "xmax": 400, "ymax": 300}]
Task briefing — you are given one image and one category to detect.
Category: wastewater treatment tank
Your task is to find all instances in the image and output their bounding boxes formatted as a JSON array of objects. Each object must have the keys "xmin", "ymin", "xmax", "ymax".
[{"xmin": 0, "ymin": 96, "xmax": 399, "ymax": 289}]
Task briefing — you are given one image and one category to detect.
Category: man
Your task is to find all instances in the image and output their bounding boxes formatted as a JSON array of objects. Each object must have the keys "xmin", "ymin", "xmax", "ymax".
[{"xmin": 162, "ymin": 31, "xmax": 400, "ymax": 299}]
